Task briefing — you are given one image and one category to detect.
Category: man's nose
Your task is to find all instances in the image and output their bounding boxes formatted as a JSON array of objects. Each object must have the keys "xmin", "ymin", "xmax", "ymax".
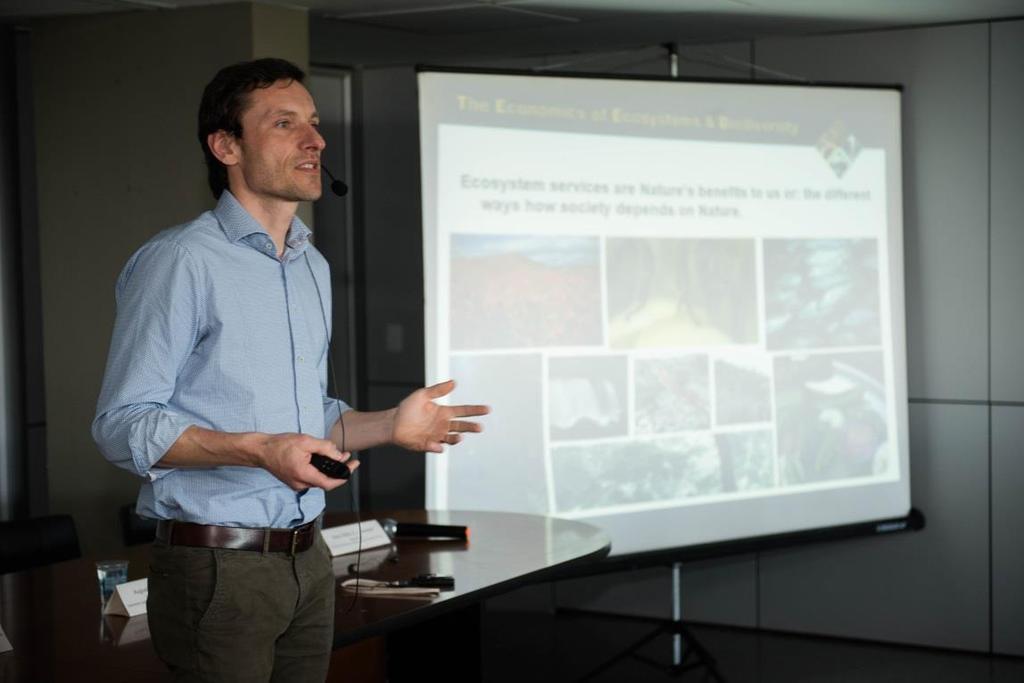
[{"xmin": 304, "ymin": 124, "xmax": 326, "ymax": 151}]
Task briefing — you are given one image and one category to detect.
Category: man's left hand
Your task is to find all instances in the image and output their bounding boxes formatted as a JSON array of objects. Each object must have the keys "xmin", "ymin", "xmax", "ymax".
[{"xmin": 392, "ymin": 379, "xmax": 489, "ymax": 453}]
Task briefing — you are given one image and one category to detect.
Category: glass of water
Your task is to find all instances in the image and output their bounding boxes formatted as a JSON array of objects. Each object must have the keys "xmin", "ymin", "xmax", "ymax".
[{"xmin": 96, "ymin": 560, "xmax": 129, "ymax": 605}]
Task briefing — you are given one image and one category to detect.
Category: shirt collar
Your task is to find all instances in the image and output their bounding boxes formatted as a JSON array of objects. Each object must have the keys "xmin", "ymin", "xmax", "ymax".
[{"xmin": 214, "ymin": 190, "xmax": 312, "ymax": 259}]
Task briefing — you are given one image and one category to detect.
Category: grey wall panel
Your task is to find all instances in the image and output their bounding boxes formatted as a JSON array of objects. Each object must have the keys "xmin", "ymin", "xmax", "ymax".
[
  {"xmin": 759, "ymin": 403, "xmax": 989, "ymax": 650},
  {"xmin": 759, "ymin": 630, "xmax": 995, "ymax": 681},
  {"xmin": 757, "ymin": 25, "xmax": 990, "ymax": 402},
  {"xmin": 677, "ymin": 43, "xmax": 754, "ymax": 80},
  {"xmin": 680, "ymin": 555, "xmax": 757, "ymax": 627},
  {"xmin": 0, "ymin": 28, "xmax": 22, "ymax": 521},
  {"xmin": 555, "ymin": 566, "xmax": 672, "ymax": 619},
  {"xmin": 990, "ymin": 22, "xmax": 1024, "ymax": 652},
  {"xmin": 679, "ymin": 557, "xmax": 761, "ymax": 626},
  {"xmin": 358, "ymin": 67, "xmax": 426, "ymax": 386},
  {"xmin": 483, "ymin": 586, "xmax": 560, "ymax": 683},
  {"xmin": 991, "ymin": 20, "xmax": 1024, "ymax": 404},
  {"xmin": 993, "ymin": 406, "xmax": 1024, "ymax": 655}
]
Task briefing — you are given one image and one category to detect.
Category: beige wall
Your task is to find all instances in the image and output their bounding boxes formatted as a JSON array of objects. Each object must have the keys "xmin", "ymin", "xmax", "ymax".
[{"xmin": 31, "ymin": 3, "xmax": 309, "ymax": 555}]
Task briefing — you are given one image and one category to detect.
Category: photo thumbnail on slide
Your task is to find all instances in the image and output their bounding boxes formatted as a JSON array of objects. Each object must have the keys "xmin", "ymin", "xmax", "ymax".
[
  {"xmin": 552, "ymin": 434, "xmax": 720, "ymax": 513},
  {"xmin": 774, "ymin": 351, "xmax": 891, "ymax": 485},
  {"xmin": 715, "ymin": 430, "xmax": 775, "ymax": 493},
  {"xmin": 551, "ymin": 426, "xmax": 776, "ymax": 514},
  {"xmin": 607, "ymin": 238, "xmax": 758, "ymax": 349},
  {"xmin": 549, "ymin": 355, "xmax": 628, "ymax": 440},
  {"xmin": 765, "ymin": 239, "xmax": 882, "ymax": 350},
  {"xmin": 450, "ymin": 234, "xmax": 602, "ymax": 350},
  {"xmin": 634, "ymin": 354, "xmax": 710, "ymax": 434},
  {"xmin": 713, "ymin": 355, "xmax": 773, "ymax": 426}
]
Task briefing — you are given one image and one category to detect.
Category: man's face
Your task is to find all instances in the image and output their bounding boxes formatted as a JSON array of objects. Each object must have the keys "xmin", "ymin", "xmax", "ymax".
[{"xmin": 228, "ymin": 79, "xmax": 325, "ymax": 203}]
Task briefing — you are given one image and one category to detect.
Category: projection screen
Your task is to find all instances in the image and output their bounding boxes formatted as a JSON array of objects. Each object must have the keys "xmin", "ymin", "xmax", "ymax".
[{"xmin": 419, "ymin": 70, "xmax": 910, "ymax": 556}]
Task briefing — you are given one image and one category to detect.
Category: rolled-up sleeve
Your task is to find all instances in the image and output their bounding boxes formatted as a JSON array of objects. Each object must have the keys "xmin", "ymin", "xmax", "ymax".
[{"xmin": 92, "ymin": 239, "xmax": 204, "ymax": 481}]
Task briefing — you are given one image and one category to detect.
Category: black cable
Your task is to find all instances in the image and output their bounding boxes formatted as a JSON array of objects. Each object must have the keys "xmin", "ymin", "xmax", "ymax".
[{"xmin": 305, "ymin": 252, "xmax": 362, "ymax": 613}]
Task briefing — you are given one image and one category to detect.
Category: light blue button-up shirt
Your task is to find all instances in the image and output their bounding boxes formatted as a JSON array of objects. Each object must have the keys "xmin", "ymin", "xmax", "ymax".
[{"xmin": 93, "ymin": 191, "xmax": 348, "ymax": 528}]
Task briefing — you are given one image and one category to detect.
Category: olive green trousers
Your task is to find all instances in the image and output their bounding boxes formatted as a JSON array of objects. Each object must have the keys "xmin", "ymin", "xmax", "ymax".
[{"xmin": 147, "ymin": 529, "xmax": 336, "ymax": 682}]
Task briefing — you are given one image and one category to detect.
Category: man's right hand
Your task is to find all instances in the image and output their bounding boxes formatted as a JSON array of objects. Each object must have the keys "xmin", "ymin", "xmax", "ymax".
[{"xmin": 257, "ymin": 433, "xmax": 357, "ymax": 492}]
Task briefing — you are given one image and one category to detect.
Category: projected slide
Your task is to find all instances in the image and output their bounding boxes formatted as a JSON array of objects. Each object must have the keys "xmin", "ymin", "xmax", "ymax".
[{"xmin": 420, "ymin": 72, "xmax": 910, "ymax": 555}]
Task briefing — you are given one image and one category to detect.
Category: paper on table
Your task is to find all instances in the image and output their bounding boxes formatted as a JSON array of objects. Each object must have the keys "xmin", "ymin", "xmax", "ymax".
[
  {"xmin": 322, "ymin": 520, "xmax": 392, "ymax": 557},
  {"xmin": 0, "ymin": 623, "xmax": 11, "ymax": 653},
  {"xmin": 339, "ymin": 578, "xmax": 439, "ymax": 598},
  {"xmin": 103, "ymin": 578, "xmax": 148, "ymax": 618}
]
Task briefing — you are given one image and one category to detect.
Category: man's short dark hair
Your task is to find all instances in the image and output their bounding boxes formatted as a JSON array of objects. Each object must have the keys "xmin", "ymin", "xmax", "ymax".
[{"xmin": 198, "ymin": 58, "xmax": 306, "ymax": 199}]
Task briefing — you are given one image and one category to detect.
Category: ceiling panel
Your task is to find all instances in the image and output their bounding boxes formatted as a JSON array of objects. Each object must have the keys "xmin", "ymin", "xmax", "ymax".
[
  {"xmin": 2, "ymin": 0, "xmax": 1021, "ymax": 38},
  {"xmin": 334, "ymin": 4, "xmax": 581, "ymax": 35},
  {"xmin": 314, "ymin": 0, "xmax": 496, "ymax": 14},
  {"xmin": 0, "ymin": 0, "xmax": 124, "ymax": 19},
  {"xmin": 510, "ymin": 0, "xmax": 1024, "ymax": 23}
]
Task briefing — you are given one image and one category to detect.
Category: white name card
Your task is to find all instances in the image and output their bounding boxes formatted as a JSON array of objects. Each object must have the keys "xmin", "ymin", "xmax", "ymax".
[
  {"xmin": 330, "ymin": 543, "xmax": 395, "ymax": 576},
  {"xmin": 104, "ymin": 613, "xmax": 151, "ymax": 646},
  {"xmin": 103, "ymin": 578, "xmax": 148, "ymax": 618},
  {"xmin": 322, "ymin": 520, "xmax": 392, "ymax": 557},
  {"xmin": 0, "ymin": 623, "xmax": 11, "ymax": 653}
]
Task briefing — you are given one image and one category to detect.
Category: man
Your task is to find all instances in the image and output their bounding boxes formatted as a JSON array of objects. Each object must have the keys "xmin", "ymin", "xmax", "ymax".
[{"xmin": 92, "ymin": 58, "xmax": 488, "ymax": 682}]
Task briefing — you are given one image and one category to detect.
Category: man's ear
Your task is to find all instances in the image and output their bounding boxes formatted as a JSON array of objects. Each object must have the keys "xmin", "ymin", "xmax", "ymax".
[{"xmin": 208, "ymin": 130, "xmax": 240, "ymax": 166}]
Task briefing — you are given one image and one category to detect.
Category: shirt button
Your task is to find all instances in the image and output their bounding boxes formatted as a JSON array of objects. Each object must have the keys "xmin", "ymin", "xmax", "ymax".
[
  {"xmin": 297, "ymin": 355, "xmax": 304, "ymax": 363},
  {"xmin": 265, "ymin": 243, "xmax": 272, "ymax": 251}
]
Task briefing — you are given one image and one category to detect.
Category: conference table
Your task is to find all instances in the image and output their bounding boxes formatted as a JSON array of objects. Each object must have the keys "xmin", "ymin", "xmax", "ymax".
[{"xmin": 0, "ymin": 509, "xmax": 610, "ymax": 682}]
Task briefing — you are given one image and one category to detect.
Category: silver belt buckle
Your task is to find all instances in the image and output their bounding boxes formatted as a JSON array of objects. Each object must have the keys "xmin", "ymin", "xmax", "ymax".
[{"xmin": 290, "ymin": 528, "xmax": 300, "ymax": 556}]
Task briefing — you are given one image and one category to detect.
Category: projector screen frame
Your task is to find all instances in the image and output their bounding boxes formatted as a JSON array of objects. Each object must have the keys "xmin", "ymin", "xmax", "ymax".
[
  {"xmin": 416, "ymin": 65, "xmax": 913, "ymax": 560},
  {"xmin": 415, "ymin": 63, "xmax": 904, "ymax": 95},
  {"xmin": 549, "ymin": 508, "xmax": 925, "ymax": 581}
]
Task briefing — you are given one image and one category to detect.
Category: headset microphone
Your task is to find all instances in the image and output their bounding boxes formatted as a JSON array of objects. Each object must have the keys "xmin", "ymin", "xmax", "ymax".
[{"xmin": 321, "ymin": 163, "xmax": 349, "ymax": 197}]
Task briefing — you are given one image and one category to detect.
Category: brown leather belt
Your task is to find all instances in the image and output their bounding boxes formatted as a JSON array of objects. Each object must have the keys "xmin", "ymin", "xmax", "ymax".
[{"xmin": 155, "ymin": 519, "xmax": 318, "ymax": 555}]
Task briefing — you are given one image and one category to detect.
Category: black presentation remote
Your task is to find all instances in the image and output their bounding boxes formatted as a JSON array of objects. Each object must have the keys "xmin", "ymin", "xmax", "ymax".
[{"xmin": 310, "ymin": 453, "xmax": 352, "ymax": 479}]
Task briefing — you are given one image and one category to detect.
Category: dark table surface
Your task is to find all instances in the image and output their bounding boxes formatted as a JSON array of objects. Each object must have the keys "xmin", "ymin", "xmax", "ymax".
[{"xmin": 0, "ymin": 509, "xmax": 610, "ymax": 682}]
